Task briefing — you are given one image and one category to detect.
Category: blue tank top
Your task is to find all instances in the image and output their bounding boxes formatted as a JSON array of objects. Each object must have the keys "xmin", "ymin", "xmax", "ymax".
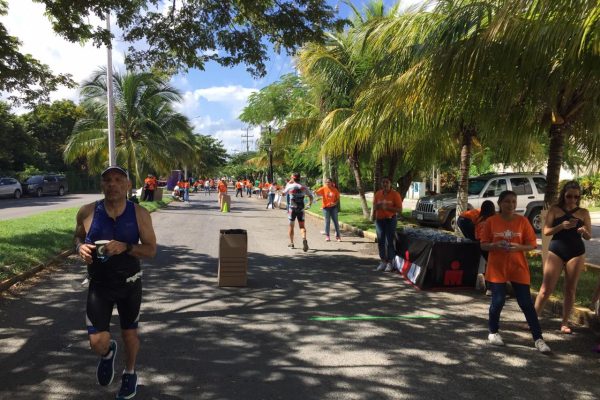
[{"xmin": 85, "ymin": 200, "xmax": 140, "ymax": 284}]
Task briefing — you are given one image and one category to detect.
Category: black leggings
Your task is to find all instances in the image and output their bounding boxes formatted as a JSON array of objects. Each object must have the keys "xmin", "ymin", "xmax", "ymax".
[{"xmin": 86, "ymin": 280, "xmax": 142, "ymax": 334}]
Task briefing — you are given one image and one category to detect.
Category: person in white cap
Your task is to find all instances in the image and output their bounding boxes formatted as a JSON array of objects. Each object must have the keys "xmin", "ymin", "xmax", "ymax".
[{"xmin": 74, "ymin": 165, "xmax": 157, "ymax": 399}]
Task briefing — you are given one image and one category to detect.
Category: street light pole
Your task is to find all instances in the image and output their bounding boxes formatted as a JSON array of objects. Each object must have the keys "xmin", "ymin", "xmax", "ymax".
[
  {"xmin": 268, "ymin": 126, "xmax": 274, "ymax": 183},
  {"xmin": 106, "ymin": 11, "xmax": 116, "ymax": 167}
]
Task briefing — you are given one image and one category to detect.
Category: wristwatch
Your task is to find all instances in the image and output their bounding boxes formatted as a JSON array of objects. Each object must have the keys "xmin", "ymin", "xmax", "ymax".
[{"xmin": 126, "ymin": 243, "xmax": 133, "ymax": 254}]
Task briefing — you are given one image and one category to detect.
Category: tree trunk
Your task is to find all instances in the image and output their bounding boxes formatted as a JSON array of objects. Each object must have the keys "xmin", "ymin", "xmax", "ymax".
[
  {"xmin": 330, "ymin": 157, "xmax": 339, "ymax": 187},
  {"xmin": 348, "ymin": 148, "xmax": 370, "ymax": 219},
  {"xmin": 387, "ymin": 150, "xmax": 401, "ymax": 183},
  {"xmin": 127, "ymin": 155, "xmax": 135, "ymax": 199},
  {"xmin": 544, "ymin": 124, "xmax": 566, "ymax": 207},
  {"xmin": 321, "ymin": 153, "xmax": 329, "ymax": 183},
  {"xmin": 371, "ymin": 156, "xmax": 384, "ymax": 220},
  {"xmin": 456, "ymin": 125, "xmax": 475, "ymax": 232},
  {"xmin": 397, "ymin": 170, "xmax": 414, "ymax": 200}
]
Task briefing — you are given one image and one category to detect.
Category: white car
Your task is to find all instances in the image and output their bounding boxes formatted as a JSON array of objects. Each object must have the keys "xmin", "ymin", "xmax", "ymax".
[{"xmin": 0, "ymin": 177, "xmax": 23, "ymax": 199}]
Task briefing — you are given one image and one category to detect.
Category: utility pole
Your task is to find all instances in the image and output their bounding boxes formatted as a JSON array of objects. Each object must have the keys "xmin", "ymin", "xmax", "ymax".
[
  {"xmin": 106, "ymin": 11, "xmax": 116, "ymax": 167},
  {"xmin": 267, "ymin": 126, "xmax": 274, "ymax": 183},
  {"xmin": 241, "ymin": 127, "xmax": 254, "ymax": 153}
]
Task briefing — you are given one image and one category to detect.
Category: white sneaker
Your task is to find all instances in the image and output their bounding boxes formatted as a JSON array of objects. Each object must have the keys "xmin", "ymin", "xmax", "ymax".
[
  {"xmin": 384, "ymin": 263, "xmax": 393, "ymax": 272},
  {"xmin": 488, "ymin": 333, "xmax": 505, "ymax": 346},
  {"xmin": 535, "ymin": 339, "xmax": 551, "ymax": 353},
  {"xmin": 376, "ymin": 262, "xmax": 387, "ymax": 271}
]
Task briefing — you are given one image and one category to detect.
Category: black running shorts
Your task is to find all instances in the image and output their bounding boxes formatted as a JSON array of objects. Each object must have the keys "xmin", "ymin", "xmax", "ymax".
[
  {"xmin": 86, "ymin": 279, "xmax": 142, "ymax": 334},
  {"xmin": 288, "ymin": 207, "xmax": 305, "ymax": 223}
]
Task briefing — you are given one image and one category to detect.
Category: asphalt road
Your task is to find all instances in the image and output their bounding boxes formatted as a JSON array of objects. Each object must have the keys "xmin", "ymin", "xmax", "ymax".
[
  {"xmin": 1, "ymin": 192, "xmax": 599, "ymax": 399},
  {"xmin": 0, "ymin": 193, "xmax": 103, "ymax": 221}
]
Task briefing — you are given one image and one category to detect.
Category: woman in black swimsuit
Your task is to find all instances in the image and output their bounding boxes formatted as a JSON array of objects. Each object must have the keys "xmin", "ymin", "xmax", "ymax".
[{"xmin": 534, "ymin": 181, "xmax": 592, "ymax": 333}]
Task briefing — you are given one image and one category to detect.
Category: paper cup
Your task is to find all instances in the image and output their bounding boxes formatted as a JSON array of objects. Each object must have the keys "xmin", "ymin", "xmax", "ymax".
[{"xmin": 94, "ymin": 240, "xmax": 110, "ymax": 262}]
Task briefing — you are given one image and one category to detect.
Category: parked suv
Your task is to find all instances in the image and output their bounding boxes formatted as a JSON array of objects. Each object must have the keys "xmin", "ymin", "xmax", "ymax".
[
  {"xmin": 0, "ymin": 177, "xmax": 22, "ymax": 199},
  {"xmin": 412, "ymin": 173, "xmax": 546, "ymax": 232},
  {"xmin": 24, "ymin": 174, "xmax": 69, "ymax": 197}
]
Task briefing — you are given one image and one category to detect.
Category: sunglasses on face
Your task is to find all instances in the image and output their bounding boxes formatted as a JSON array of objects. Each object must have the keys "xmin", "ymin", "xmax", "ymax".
[{"xmin": 565, "ymin": 194, "xmax": 580, "ymax": 199}]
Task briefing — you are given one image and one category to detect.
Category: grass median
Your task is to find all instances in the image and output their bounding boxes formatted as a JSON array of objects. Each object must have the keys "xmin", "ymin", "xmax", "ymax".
[{"xmin": 0, "ymin": 198, "xmax": 172, "ymax": 282}]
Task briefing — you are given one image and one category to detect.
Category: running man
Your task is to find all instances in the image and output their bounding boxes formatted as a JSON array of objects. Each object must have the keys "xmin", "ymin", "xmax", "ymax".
[
  {"xmin": 282, "ymin": 172, "xmax": 313, "ymax": 251},
  {"xmin": 74, "ymin": 166, "xmax": 157, "ymax": 399}
]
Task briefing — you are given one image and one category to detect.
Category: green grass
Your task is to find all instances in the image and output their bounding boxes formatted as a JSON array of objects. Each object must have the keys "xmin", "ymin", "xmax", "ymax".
[
  {"xmin": 529, "ymin": 255, "xmax": 600, "ymax": 307},
  {"xmin": 0, "ymin": 198, "xmax": 172, "ymax": 282}
]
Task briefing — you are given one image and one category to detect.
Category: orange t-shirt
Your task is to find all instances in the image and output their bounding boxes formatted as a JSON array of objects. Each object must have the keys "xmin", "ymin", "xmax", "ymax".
[
  {"xmin": 218, "ymin": 182, "xmax": 227, "ymax": 193},
  {"xmin": 460, "ymin": 208, "xmax": 480, "ymax": 223},
  {"xmin": 236, "ymin": 182, "xmax": 242, "ymax": 189},
  {"xmin": 315, "ymin": 186, "xmax": 340, "ymax": 209},
  {"xmin": 373, "ymin": 189, "xmax": 402, "ymax": 220},
  {"xmin": 480, "ymin": 214, "xmax": 537, "ymax": 284}
]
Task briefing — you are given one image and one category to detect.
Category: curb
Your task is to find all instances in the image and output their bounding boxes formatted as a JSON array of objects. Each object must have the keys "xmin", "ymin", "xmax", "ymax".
[
  {"xmin": 0, "ymin": 249, "xmax": 73, "ymax": 292},
  {"xmin": 305, "ymin": 209, "xmax": 377, "ymax": 242}
]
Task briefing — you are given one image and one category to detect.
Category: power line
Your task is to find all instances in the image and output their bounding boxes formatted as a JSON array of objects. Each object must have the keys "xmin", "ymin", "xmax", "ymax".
[{"xmin": 241, "ymin": 127, "xmax": 254, "ymax": 153}]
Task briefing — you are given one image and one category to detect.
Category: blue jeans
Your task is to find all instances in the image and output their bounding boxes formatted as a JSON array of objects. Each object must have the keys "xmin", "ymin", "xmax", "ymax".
[
  {"xmin": 488, "ymin": 282, "xmax": 543, "ymax": 341},
  {"xmin": 323, "ymin": 206, "xmax": 340, "ymax": 237},
  {"xmin": 375, "ymin": 216, "xmax": 397, "ymax": 262},
  {"xmin": 267, "ymin": 193, "xmax": 275, "ymax": 208}
]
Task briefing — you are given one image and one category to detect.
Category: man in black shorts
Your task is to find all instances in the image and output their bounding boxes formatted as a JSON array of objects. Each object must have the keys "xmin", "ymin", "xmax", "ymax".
[
  {"xmin": 282, "ymin": 173, "xmax": 313, "ymax": 251},
  {"xmin": 74, "ymin": 166, "xmax": 157, "ymax": 399}
]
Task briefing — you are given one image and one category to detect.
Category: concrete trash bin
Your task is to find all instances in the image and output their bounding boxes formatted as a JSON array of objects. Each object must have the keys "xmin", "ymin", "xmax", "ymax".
[{"xmin": 218, "ymin": 229, "xmax": 247, "ymax": 287}]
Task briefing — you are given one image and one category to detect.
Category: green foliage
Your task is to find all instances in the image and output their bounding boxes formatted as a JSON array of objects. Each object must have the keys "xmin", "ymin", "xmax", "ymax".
[
  {"xmin": 191, "ymin": 135, "xmax": 227, "ymax": 177},
  {"xmin": 577, "ymin": 174, "xmax": 600, "ymax": 207},
  {"xmin": 0, "ymin": 1, "xmax": 74, "ymax": 106},
  {"xmin": 33, "ymin": 0, "xmax": 342, "ymax": 77},
  {"xmin": 21, "ymin": 100, "xmax": 85, "ymax": 173},
  {"xmin": 0, "ymin": 103, "xmax": 37, "ymax": 174}
]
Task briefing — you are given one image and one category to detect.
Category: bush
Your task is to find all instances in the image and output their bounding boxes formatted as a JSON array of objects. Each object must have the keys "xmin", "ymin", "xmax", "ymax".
[{"xmin": 576, "ymin": 174, "xmax": 600, "ymax": 206}]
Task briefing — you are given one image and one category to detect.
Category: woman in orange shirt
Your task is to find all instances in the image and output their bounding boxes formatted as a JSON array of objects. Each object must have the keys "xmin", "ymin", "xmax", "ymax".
[
  {"xmin": 315, "ymin": 178, "xmax": 341, "ymax": 242},
  {"xmin": 373, "ymin": 177, "xmax": 403, "ymax": 272},
  {"xmin": 480, "ymin": 190, "xmax": 550, "ymax": 353}
]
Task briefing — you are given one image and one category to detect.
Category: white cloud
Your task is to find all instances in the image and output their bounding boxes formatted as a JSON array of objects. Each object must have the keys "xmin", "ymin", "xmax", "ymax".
[{"xmin": 3, "ymin": 0, "xmax": 126, "ymax": 104}]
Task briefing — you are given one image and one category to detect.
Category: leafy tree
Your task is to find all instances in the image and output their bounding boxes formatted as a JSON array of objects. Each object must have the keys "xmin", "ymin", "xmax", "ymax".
[
  {"xmin": 191, "ymin": 134, "xmax": 228, "ymax": 177},
  {"xmin": 0, "ymin": 102, "xmax": 37, "ymax": 174},
  {"xmin": 33, "ymin": 0, "xmax": 343, "ymax": 77},
  {"xmin": 64, "ymin": 69, "xmax": 194, "ymax": 194},
  {"xmin": 0, "ymin": 0, "xmax": 74, "ymax": 105},
  {"xmin": 21, "ymin": 100, "xmax": 85, "ymax": 172}
]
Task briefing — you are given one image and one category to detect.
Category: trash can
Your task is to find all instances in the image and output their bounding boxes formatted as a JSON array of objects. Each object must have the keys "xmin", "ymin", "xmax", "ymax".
[{"xmin": 218, "ymin": 229, "xmax": 247, "ymax": 287}]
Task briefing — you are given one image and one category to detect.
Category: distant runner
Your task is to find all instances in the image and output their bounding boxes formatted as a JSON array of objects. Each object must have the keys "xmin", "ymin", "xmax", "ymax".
[{"xmin": 282, "ymin": 173, "xmax": 313, "ymax": 251}]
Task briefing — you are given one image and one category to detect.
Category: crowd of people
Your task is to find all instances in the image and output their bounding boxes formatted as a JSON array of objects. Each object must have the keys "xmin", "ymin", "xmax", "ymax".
[{"xmin": 73, "ymin": 167, "xmax": 600, "ymax": 398}]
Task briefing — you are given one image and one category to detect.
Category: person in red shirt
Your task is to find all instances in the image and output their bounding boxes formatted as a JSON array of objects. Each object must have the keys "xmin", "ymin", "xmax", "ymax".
[
  {"xmin": 315, "ymin": 178, "xmax": 341, "ymax": 242},
  {"xmin": 480, "ymin": 190, "xmax": 550, "ymax": 353},
  {"xmin": 373, "ymin": 177, "xmax": 403, "ymax": 272}
]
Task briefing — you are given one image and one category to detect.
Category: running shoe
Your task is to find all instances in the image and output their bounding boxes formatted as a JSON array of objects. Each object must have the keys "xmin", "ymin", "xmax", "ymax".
[
  {"xmin": 288, "ymin": 243, "xmax": 294, "ymax": 249},
  {"xmin": 325, "ymin": 236, "xmax": 331, "ymax": 242},
  {"xmin": 376, "ymin": 262, "xmax": 387, "ymax": 271},
  {"xmin": 384, "ymin": 262, "xmax": 394, "ymax": 272},
  {"xmin": 302, "ymin": 239, "xmax": 309, "ymax": 252},
  {"xmin": 97, "ymin": 340, "xmax": 117, "ymax": 386},
  {"xmin": 116, "ymin": 372, "xmax": 138, "ymax": 399},
  {"xmin": 535, "ymin": 339, "xmax": 551, "ymax": 353},
  {"xmin": 488, "ymin": 333, "xmax": 504, "ymax": 346},
  {"xmin": 335, "ymin": 237, "xmax": 341, "ymax": 242}
]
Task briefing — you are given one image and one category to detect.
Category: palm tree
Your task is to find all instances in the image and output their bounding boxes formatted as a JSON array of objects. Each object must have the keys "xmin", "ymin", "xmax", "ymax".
[{"xmin": 64, "ymin": 69, "xmax": 194, "ymax": 194}]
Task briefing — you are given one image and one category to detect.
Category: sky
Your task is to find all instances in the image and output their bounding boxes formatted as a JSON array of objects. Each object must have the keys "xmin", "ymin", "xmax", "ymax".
[{"xmin": 2, "ymin": 0, "xmax": 422, "ymax": 154}]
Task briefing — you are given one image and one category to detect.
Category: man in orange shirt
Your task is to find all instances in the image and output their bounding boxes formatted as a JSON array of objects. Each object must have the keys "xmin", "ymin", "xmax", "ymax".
[
  {"xmin": 217, "ymin": 179, "xmax": 228, "ymax": 207},
  {"xmin": 373, "ymin": 177, "xmax": 403, "ymax": 272},
  {"xmin": 315, "ymin": 178, "xmax": 341, "ymax": 241},
  {"xmin": 142, "ymin": 174, "xmax": 157, "ymax": 202},
  {"xmin": 235, "ymin": 180, "xmax": 243, "ymax": 197}
]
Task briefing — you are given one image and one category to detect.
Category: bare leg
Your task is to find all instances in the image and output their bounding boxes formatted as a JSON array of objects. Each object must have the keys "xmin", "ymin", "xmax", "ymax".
[
  {"xmin": 89, "ymin": 331, "xmax": 112, "ymax": 356},
  {"xmin": 121, "ymin": 329, "xmax": 139, "ymax": 371},
  {"xmin": 300, "ymin": 227, "xmax": 307, "ymax": 240},
  {"xmin": 288, "ymin": 224, "xmax": 294, "ymax": 244},
  {"xmin": 534, "ymin": 252, "xmax": 563, "ymax": 317},
  {"xmin": 562, "ymin": 255, "xmax": 585, "ymax": 326}
]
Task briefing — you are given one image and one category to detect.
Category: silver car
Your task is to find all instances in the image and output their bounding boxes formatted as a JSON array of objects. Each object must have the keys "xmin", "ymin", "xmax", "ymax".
[{"xmin": 0, "ymin": 177, "xmax": 23, "ymax": 199}]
